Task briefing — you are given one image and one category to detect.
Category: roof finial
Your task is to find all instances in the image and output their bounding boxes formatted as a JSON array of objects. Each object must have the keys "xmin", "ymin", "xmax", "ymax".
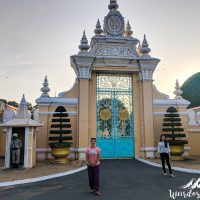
[
  {"xmin": 16, "ymin": 94, "xmax": 30, "ymax": 119},
  {"xmin": 125, "ymin": 20, "xmax": 133, "ymax": 37},
  {"xmin": 79, "ymin": 30, "xmax": 90, "ymax": 52},
  {"xmin": 108, "ymin": 0, "xmax": 119, "ymax": 10},
  {"xmin": 173, "ymin": 79, "xmax": 183, "ymax": 99},
  {"xmin": 139, "ymin": 34, "xmax": 151, "ymax": 56},
  {"xmin": 94, "ymin": 19, "xmax": 103, "ymax": 35},
  {"xmin": 41, "ymin": 75, "xmax": 50, "ymax": 97}
]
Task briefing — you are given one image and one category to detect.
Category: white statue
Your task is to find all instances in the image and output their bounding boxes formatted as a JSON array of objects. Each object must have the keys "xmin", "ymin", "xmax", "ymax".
[{"xmin": 188, "ymin": 109, "xmax": 198, "ymax": 126}]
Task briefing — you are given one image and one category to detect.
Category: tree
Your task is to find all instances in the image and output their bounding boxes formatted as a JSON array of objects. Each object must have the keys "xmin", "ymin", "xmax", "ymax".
[
  {"xmin": 49, "ymin": 106, "xmax": 73, "ymax": 148},
  {"xmin": 162, "ymin": 107, "xmax": 188, "ymax": 145},
  {"xmin": 7, "ymin": 101, "xmax": 18, "ymax": 108},
  {"xmin": 181, "ymin": 72, "xmax": 200, "ymax": 108},
  {"xmin": 0, "ymin": 99, "xmax": 7, "ymax": 104}
]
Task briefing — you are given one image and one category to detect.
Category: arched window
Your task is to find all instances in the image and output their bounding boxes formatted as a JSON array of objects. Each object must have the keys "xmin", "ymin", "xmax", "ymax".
[
  {"xmin": 166, "ymin": 107, "xmax": 177, "ymax": 113},
  {"xmin": 55, "ymin": 106, "xmax": 66, "ymax": 113}
]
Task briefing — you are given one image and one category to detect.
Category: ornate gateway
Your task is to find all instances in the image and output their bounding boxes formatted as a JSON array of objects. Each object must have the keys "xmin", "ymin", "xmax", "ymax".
[{"xmin": 96, "ymin": 73, "xmax": 134, "ymax": 158}]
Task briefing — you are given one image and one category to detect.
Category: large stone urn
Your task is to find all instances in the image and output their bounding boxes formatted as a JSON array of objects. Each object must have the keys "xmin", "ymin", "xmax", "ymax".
[{"xmin": 51, "ymin": 147, "xmax": 70, "ymax": 164}]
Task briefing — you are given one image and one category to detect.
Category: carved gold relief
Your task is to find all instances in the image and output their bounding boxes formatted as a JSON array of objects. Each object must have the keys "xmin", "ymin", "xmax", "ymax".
[
  {"xmin": 100, "ymin": 109, "xmax": 111, "ymax": 120},
  {"xmin": 118, "ymin": 109, "xmax": 129, "ymax": 121}
]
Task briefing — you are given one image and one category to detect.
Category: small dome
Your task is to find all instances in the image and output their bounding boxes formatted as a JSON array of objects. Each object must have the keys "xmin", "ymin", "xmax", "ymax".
[{"xmin": 181, "ymin": 72, "xmax": 200, "ymax": 108}]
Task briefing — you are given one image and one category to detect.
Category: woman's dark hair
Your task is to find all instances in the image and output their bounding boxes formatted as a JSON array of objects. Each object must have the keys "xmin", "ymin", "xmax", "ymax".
[
  {"xmin": 160, "ymin": 134, "xmax": 168, "ymax": 148},
  {"xmin": 90, "ymin": 138, "xmax": 96, "ymax": 142}
]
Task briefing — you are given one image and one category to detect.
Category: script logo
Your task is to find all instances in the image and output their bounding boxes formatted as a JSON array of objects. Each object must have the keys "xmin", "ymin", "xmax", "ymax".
[
  {"xmin": 180, "ymin": 178, "xmax": 200, "ymax": 190},
  {"xmin": 169, "ymin": 178, "xmax": 200, "ymax": 199}
]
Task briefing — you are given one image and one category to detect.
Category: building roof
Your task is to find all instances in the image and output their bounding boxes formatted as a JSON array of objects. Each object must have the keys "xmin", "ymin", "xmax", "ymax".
[{"xmin": 0, "ymin": 95, "xmax": 43, "ymax": 127}]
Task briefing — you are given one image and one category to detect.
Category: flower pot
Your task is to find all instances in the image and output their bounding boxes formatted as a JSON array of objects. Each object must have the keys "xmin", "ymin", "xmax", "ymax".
[
  {"xmin": 170, "ymin": 144, "xmax": 184, "ymax": 161},
  {"xmin": 51, "ymin": 147, "xmax": 70, "ymax": 164}
]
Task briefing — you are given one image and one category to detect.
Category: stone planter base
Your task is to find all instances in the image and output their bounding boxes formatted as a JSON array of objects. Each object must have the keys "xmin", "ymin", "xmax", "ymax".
[
  {"xmin": 51, "ymin": 147, "xmax": 70, "ymax": 164},
  {"xmin": 170, "ymin": 145, "xmax": 184, "ymax": 161}
]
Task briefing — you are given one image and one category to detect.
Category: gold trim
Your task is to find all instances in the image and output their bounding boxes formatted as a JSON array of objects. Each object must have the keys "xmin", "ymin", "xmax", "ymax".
[
  {"xmin": 118, "ymin": 109, "xmax": 129, "ymax": 121},
  {"xmin": 100, "ymin": 109, "xmax": 111, "ymax": 121}
]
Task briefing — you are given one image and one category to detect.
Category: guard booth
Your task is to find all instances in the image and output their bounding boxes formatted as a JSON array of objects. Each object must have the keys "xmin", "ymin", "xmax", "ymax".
[{"xmin": 0, "ymin": 95, "xmax": 42, "ymax": 168}]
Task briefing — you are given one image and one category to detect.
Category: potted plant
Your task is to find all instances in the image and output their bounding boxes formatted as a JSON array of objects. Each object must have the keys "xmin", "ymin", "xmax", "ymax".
[
  {"xmin": 49, "ymin": 106, "xmax": 73, "ymax": 163},
  {"xmin": 162, "ymin": 106, "xmax": 188, "ymax": 160}
]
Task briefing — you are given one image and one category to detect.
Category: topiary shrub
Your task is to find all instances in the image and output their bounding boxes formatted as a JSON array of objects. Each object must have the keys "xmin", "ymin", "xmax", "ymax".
[
  {"xmin": 162, "ymin": 107, "xmax": 188, "ymax": 145},
  {"xmin": 49, "ymin": 106, "xmax": 73, "ymax": 148}
]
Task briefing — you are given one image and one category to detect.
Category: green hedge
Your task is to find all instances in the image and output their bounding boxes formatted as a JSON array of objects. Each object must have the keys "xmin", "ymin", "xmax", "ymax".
[
  {"xmin": 163, "ymin": 118, "xmax": 181, "ymax": 122},
  {"xmin": 52, "ymin": 118, "xmax": 70, "ymax": 123},
  {"xmin": 49, "ymin": 142, "xmax": 73, "ymax": 148},
  {"xmin": 163, "ymin": 123, "xmax": 182, "ymax": 126},
  {"xmin": 49, "ymin": 136, "xmax": 73, "ymax": 141},
  {"xmin": 50, "ymin": 130, "xmax": 72, "ymax": 134},
  {"xmin": 163, "ymin": 133, "xmax": 186, "ymax": 138},
  {"xmin": 51, "ymin": 124, "xmax": 71, "ymax": 128},
  {"xmin": 168, "ymin": 140, "xmax": 188, "ymax": 145},
  {"xmin": 162, "ymin": 128, "xmax": 184, "ymax": 132},
  {"xmin": 164, "ymin": 114, "xmax": 180, "ymax": 117}
]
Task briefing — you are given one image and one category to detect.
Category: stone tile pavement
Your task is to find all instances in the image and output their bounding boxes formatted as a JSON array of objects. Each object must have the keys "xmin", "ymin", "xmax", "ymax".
[
  {"xmin": 148, "ymin": 156, "xmax": 200, "ymax": 170},
  {"xmin": 0, "ymin": 158, "xmax": 85, "ymax": 182},
  {"xmin": 1, "ymin": 159, "xmax": 200, "ymax": 200}
]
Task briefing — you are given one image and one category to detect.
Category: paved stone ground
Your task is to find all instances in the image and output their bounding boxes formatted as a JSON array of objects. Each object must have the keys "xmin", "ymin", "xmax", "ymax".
[
  {"xmin": 1, "ymin": 156, "xmax": 200, "ymax": 182},
  {"xmin": 1, "ymin": 159, "xmax": 200, "ymax": 200},
  {"xmin": 148, "ymin": 156, "xmax": 200, "ymax": 170},
  {"xmin": 0, "ymin": 158, "xmax": 85, "ymax": 182}
]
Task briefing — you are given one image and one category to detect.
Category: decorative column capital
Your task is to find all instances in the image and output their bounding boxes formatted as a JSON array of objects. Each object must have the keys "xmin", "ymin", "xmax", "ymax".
[
  {"xmin": 76, "ymin": 67, "xmax": 92, "ymax": 79},
  {"xmin": 70, "ymin": 55, "xmax": 95, "ymax": 80},
  {"xmin": 138, "ymin": 58, "xmax": 160, "ymax": 81},
  {"xmin": 139, "ymin": 69, "xmax": 154, "ymax": 81}
]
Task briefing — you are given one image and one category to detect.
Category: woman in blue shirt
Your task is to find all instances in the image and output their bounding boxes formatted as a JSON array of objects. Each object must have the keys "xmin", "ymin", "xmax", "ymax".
[{"xmin": 158, "ymin": 134, "xmax": 174, "ymax": 177}]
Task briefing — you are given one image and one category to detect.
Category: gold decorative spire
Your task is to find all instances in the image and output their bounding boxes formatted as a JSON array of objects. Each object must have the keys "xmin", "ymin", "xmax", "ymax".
[{"xmin": 125, "ymin": 21, "xmax": 133, "ymax": 37}]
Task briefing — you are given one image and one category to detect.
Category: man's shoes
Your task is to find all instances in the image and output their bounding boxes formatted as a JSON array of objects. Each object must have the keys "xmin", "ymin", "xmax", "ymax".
[
  {"xmin": 163, "ymin": 173, "xmax": 167, "ymax": 176},
  {"xmin": 89, "ymin": 189, "xmax": 96, "ymax": 193}
]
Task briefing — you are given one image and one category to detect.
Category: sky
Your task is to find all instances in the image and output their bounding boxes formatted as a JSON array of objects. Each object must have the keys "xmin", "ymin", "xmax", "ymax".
[{"xmin": 0, "ymin": 0, "xmax": 200, "ymax": 105}]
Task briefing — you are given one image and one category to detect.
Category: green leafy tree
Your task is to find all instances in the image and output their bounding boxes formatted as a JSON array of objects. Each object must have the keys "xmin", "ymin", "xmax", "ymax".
[
  {"xmin": 49, "ymin": 106, "xmax": 73, "ymax": 148},
  {"xmin": 162, "ymin": 107, "xmax": 188, "ymax": 145},
  {"xmin": 181, "ymin": 72, "xmax": 200, "ymax": 108},
  {"xmin": 7, "ymin": 101, "xmax": 18, "ymax": 108},
  {"xmin": 0, "ymin": 99, "xmax": 7, "ymax": 104}
]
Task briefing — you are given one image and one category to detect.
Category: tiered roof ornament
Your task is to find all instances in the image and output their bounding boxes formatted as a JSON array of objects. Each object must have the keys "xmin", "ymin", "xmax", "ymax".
[
  {"xmin": 71, "ymin": 0, "xmax": 160, "ymax": 81},
  {"xmin": 173, "ymin": 79, "xmax": 183, "ymax": 99},
  {"xmin": 104, "ymin": 0, "xmax": 125, "ymax": 36},
  {"xmin": 16, "ymin": 94, "xmax": 30, "ymax": 119},
  {"xmin": 125, "ymin": 21, "xmax": 133, "ymax": 37},
  {"xmin": 1, "ymin": 94, "xmax": 42, "ymax": 127},
  {"xmin": 108, "ymin": 0, "xmax": 119, "ymax": 10},
  {"xmin": 79, "ymin": 30, "xmax": 90, "ymax": 52},
  {"xmin": 94, "ymin": 19, "xmax": 103, "ymax": 36},
  {"xmin": 139, "ymin": 34, "xmax": 151, "ymax": 57},
  {"xmin": 41, "ymin": 75, "xmax": 50, "ymax": 97}
]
